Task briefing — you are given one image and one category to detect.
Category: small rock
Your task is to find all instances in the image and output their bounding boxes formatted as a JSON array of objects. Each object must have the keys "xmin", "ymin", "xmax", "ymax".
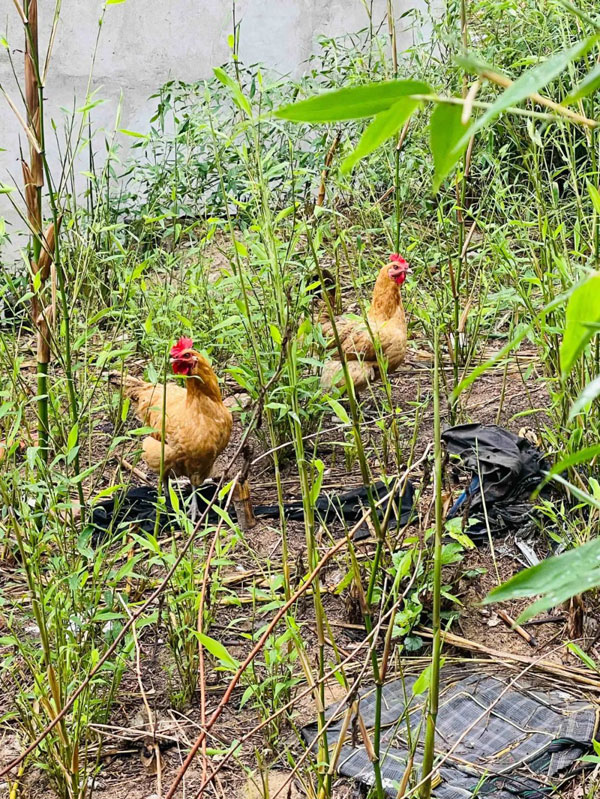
[
  {"xmin": 245, "ymin": 771, "xmax": 300, "ymax": 798},
  {"xmin": 224, "ymin": 392, "xmax": 252, "ymax": 411}
]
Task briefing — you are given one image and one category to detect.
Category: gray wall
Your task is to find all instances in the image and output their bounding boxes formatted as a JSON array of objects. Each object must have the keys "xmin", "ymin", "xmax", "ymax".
[{"xmin": 0, "ymin": 0, "xmax": 430, "ymax": 255}]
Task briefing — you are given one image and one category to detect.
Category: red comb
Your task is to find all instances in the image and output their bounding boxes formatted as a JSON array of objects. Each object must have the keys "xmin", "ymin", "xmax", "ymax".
[
  {"xmin": 389, "ymin": 253, "xmax": 408, "ymax": 266},
  {"xmin": 170, "ymin": 336, "xmax": 194, "ymax": 357}
]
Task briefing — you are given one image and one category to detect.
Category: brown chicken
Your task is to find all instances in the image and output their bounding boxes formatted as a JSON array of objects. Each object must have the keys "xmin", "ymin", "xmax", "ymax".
[
  {"xmin": 110, "ymin": 337, "xmax": 232, "ymax": 517},
  {"xmin": 320, "ymin": 254, "xmax": 409, "ymax": 391}
]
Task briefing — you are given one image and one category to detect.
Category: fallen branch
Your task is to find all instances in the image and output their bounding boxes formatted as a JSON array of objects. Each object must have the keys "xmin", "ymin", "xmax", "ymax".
[{"xmin": 419, "ymin": 627, "xmax": 600, "ymax": 689}]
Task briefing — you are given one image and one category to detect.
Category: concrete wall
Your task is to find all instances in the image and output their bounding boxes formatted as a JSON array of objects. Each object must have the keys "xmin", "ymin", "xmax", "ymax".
[{"xmin": 0, "ymin": 0, "xmax": 431, "ymax": 256}]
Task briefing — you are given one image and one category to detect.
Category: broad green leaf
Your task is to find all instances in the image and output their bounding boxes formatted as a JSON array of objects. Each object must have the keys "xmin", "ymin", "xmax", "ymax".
[
  {"xmin": 564, "ymin": 63, "xmax": 600, "ymax": 104},
  {"xmin": 485, "ymin": 535, "xmax": 600, "ymax": 623},
  {"xmin": 276, "ymin": 80, "xmax": 430, "ymax": 123},
  {"xmin": 560, "ymin": 272, "xmax": 600, "ymax": 377},
  {"xmin": 341, "ymin": 96, "xmax": 421, "ymax": 173},
  {"xmin": 548, "ymin": 444, "xmax": 600, "ymax": 476},
  {"xmin": 570, "ymin": 375, "xmax": 600, "ymax": 418},
  {"xmin": 453, "ymin": 36, "xmax": 598, "ymax": 154},
  {"xmin": 197, "ymin": 633, "xmax": 240, "ymax": 670},
  {"xmin": 430, "ymin": 103, "xmax": 471, "ymax": 193},
  {"xmin": 107, "ymin": 0, "xmax": 126, "ymax": 4}
]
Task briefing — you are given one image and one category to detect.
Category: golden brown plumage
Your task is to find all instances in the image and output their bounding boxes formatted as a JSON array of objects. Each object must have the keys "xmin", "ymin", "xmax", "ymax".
[
  {"xmin": 320, "ymin": 256, "xmax": 409, "ymax": 391},
  {"xmin": 110, "ymin": 340, "xmax": 232, "ymax": 490}
]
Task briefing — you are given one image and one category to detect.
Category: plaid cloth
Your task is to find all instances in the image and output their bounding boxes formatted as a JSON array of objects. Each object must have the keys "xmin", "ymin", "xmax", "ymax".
[{"xmin": 302, "ymin": 667, "xmax": 598, "ymax": 798}]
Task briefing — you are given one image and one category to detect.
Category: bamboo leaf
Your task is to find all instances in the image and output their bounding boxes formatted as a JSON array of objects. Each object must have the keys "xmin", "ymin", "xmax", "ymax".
[
  {"xmin": 341, "ymin": 96, "xmax": 421, "ymax": 173},
  {"xmin": 213, "ymin": 67, "xmax": 252, "ymax": 116},
  {"xmin": 67, "ymin": 423, "xmax": 78, "ymax": 452},
  {"xmin": 276, "ymin": 80, "xmax": 431, "ymax": 123},
  {"xmin": 570, "ymin": 375, "xmax": 600, "ymax": 418},
  {"xmin": 197, "ymin": 633, "xmax": 239, "ymax": 671},
  {"xmin": 560, "ymin": 272, "xmax": 600, "ymax": 377},
  {"xmin": 485, "ymin": 535, "xmax": 600, "ymax": 623},
  {"xmin": 430, "ymin": 103, "xmax": 471, "ymax": 193},
  {"xmin": 453, "ymin": 36, "xmax": 598, "ymax": 153},
  {"xmin": 564, "ymin": 63, "xmax": 600, "ymax": 103},
  {"xmin": 588, "ymin": 181, "xmax": 600, "ymax": 214},
  {"xmin": 549, "ymin": 444, "xmax": 600, "ymax": 475}
]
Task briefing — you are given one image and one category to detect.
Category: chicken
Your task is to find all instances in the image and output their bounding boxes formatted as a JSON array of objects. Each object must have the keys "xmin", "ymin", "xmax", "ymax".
[
  {"xmin": 320, "ymin": 254, "xmax": 409, "ymax": 392},
  {"xmin": 109, "ymin": 337, "xmax": 232, "ymax": 518}
]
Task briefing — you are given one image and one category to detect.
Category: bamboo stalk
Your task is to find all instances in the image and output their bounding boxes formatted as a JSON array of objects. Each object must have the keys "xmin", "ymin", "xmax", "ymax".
[
  {"xmin": 419, "ymin": 326, "xmax": 443, "ymax": 799},
  {"xmin": 20, "ymin": 0, "xmax": 50, "ymax": 460},
  {"xmin": 316, "ymin": 130, "xmax": 341, "ymax": 208}
]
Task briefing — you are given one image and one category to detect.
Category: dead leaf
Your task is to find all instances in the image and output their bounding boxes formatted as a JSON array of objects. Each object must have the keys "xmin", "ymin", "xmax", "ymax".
[{"xmin": 140, "ymin": 737, "xmax": 159, "ymax": 776}]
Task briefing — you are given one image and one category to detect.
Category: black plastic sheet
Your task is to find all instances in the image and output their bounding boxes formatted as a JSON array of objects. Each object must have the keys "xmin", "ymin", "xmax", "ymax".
[{"xmin": 89, "ymin": 478, "xmax": 415, "ymax": 542}]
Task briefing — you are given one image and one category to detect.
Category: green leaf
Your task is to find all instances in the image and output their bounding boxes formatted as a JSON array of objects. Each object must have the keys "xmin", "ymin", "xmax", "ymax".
[
  {"xmin": 485, "ymin": 535, "xmax": 600, "ymax": 623},
  {"xmin": 106, "ymin": 0, "xmax": 126, "ymax": 5},
  {"xmin": 548, "ymin": 471, "xmax": 600, "ymax": 511},
  {"xmin": 276, "ymin": 80, "xmax": 430, "ymax": 123},
  {"xmin": 77, "ymin": 99, "xmax": 106, "ymax": 114},
  {"xmin": 564, "ymin": 63, "xmax": 600, "ymax": 104},
  {"xmin": 412, "ymin": 658, "xmax": 447, "ymax": 695},
  {"xmin": 213, "ymin": 67, "xmax": 251, "ymax": 116},
  {"xmin": 310, "ymin": 458, "xmax": 325, "ymax": 506},
  {"xmin": 119, "ymin": 129, "xmax": 147, "ymax": 138},
  {"xmin": 570, "ymin": 375, "xmax": 600, "ymax": 418},
  {"xmin": 197, "ymin": 633, "xmax": 239, "ymax": 671},
  {"xmin": 560, "ymin": 272, "xmax": 600, "ymax": 377},
  {"xmin": 168, "ymin": 482, "xmax": 180, "ymax": 513},
  {"xmin": 269, "ymin": 324, "xmax": 282, "ymax": 345},
  {"xmin": 67, "ymin": 423, "xmax": 79, "ymax": 452},
  {"xmin": 453, "ymin": 36, "xmax": 598, "ymax": 154},
  {"xmin": 567, "ymin": 641, "xmax": 598, "ymax": 671},
  {"xmin": 580, "ymin": 754, "xmax": 600, "ymax": 763},
  {"xmin": 341, "ymin": 96, "xmax": 421, "ymax": 173},
  {"xmin": 588, "ymin": 181, "xmax": 600, "ymax": 214},
  {"xmin": 325, "ymin": 397, "xmax": 350, "ymax": 424},
  {"xmin": 430, "ymin": 103, "xmax": 471, "ymax": 193},
  {"xmin": 548, "ymin": 444, "xmax": 600, "ymax": 476}
]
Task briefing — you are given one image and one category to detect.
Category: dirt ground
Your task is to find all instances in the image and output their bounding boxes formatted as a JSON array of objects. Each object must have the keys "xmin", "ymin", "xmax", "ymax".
[{"xmin": 1, "ymin": 341, "xmax": 599, "ymax": 799}]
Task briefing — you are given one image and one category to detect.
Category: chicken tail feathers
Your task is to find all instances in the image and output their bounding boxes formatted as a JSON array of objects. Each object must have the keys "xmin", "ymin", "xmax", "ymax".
[{"xmin": 107, "ymin": 371, "xmax": 146, "ymax": 400}]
